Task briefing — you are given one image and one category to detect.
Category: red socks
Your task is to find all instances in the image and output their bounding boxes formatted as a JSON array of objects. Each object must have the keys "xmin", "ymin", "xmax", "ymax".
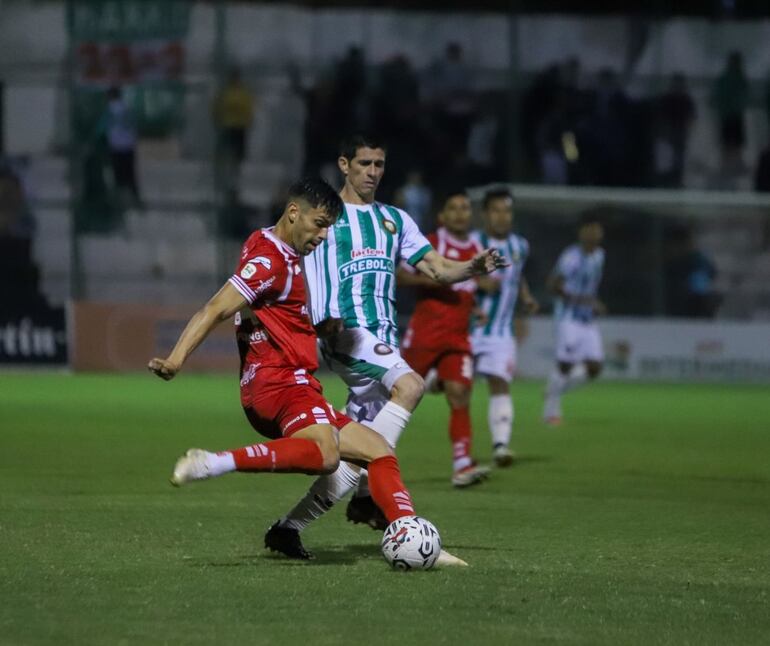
[
  {"xmin": 449, "ymin": 406, "xmax": 473, "ymax": 471},
  {"xmin": 229, "ymin": 438, "xmax": 324, "ymax": 474},
  {"xmin": 368, "ymin": 455, "xmax": 415, "ymax": 522}
]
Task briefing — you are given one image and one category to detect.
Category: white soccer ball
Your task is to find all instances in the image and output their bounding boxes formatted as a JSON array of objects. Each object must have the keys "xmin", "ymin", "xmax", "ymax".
[{"xmin": 381, "ymin": 516, "xmax": 442, "ymax": 570}]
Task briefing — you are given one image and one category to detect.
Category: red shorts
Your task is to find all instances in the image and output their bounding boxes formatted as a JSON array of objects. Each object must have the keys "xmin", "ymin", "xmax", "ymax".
[
  {"xmin": 240, "ymin": 365, "xmax": 352, "ymax": 439},
  {"xmin": 401, "ymin": 347, "xmax": 474, "ymax": 386}
]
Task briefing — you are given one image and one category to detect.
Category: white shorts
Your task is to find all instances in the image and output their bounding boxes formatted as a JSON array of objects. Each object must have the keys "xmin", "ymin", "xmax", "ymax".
[
  {"xmin": 555, "ymin": 320, "xmax": 604, "ymax": 364},
  {"xmin": 471, "ymin": 335, "xmax": 518, "ymax": 383},
  {"xmin": 320, "ymin": 327, "xmax": 415, "ymax": 423}
]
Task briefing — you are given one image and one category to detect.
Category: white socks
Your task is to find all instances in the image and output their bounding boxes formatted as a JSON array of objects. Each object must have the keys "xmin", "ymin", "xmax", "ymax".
[
  {"xmin": 366, "ymin": 401, "xmax": 411, "ymax": 449},
  {"xmin": 277, "ymin": 401, "xmax": 413, "ymax": 526},
  {"xmin": 208, "ymin": 451, "xmax": 236, "ymax": 476},
  {"xmin": 544, "ymin": 364, "xmax": 589, "ymax": 419},
  {"xmin": 352, "ymin": 402, "xmax": 410, "ymax": 497},
  {"xmin": 488, "ymin": 394, "xmax": 514, "ymax": 447},
  {"xmin": 278, "ymin": 461, "xmax": 360, "ymax": 531}
]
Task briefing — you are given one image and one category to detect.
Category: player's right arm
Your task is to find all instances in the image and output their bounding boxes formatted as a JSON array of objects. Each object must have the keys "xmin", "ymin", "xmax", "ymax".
[
  {"xmin": 396, "ymin": 264, "xmax": 441, "ymax": 289},
  {"xmin": 148, "ymin": 281, "xmax": 246, "ymax": 380}
]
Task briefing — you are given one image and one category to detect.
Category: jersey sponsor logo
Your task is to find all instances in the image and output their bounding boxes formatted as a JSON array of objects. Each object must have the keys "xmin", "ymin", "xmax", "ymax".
[
  {"xmin": 249, "ymin": 329, "xmax": 269, "ymax": 343},
  {"xmin": 253, "ymin": 276, "xmax": 276, "ymax": 296},
  {"xmin": 351, "ymin": 248, "xmax": 386, "ymax": 259},
  {"xmin": 240, "ymin": 363, "xmax": 258, "ymax": 386},
  {"xmin": 374, "ymin": 343, "xmax": 394, "ymax": 356},
  {"xmin": 381, "ymin": 219, "xmax": 397, "ymax": 235},
  {"xmin": 338, "ymin": 257, "xmax": 395, "ymax": 281},
  {"xmin": 282, "ymin": 411, "xmax": 308, "ymax": 431}
]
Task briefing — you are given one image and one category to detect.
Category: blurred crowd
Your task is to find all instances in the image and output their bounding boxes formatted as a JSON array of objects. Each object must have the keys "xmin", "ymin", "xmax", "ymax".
[
  {"xmin": 295, "ymin": 43, "xmax": 506, "ymax": 229},
  {"xmin": 289, "ymin": 45, "xmax": 770, "ymax": 214}
]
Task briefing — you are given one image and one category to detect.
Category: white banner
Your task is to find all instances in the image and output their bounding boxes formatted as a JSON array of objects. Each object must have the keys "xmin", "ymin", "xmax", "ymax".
[{"xmin": 517, "ymin": 317, "xmax": 770, "ymax": 383}]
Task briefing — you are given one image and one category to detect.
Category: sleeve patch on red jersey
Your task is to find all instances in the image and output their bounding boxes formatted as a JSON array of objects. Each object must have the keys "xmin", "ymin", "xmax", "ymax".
[{"xmin": 241, "ymin": 263, "xmax": 258, "ymax": 279}]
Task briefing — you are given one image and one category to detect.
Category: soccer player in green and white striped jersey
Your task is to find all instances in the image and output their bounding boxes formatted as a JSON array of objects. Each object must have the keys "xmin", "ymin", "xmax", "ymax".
[
  {"xmin": 265, "ymin": 135, "xmax": 506, "ymax": 561},
  {"xmin": 470, "ymin": 189, "xmax": 539, "ymax": 467}
]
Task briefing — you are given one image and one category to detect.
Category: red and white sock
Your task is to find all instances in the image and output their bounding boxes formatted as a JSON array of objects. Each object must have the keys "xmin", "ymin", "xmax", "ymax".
[
  {"xmin": 449, "ymin": 406, "xmax": 473, "ymax": 472},
  {"xmin": 208, "ymin": 438, "xmax": 325, "ymax": 475},
  {"xmin": 367, "ymin": 455, "xmax": 415, "ymax": 522}
]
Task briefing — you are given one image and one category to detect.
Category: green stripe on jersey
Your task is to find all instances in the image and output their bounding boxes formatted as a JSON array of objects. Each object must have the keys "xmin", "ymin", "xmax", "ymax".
[
  {"xmin": 407, "ymin": 244, "xmax": 432, "ymax": 266},
  {"xmin": 379, "ymin": 205, "xmax": 396, "ymax": 345},
  {"xmin": 483, "ymin": 292, "xmax": 502, "ymax": 336},
  {"xmin": 335, "ymin": 209, "xmax": 357, "ymax": 328},
  {"xmin": 358, "ymin": 210, "xmax": 381, "ymax": 330},
  {"xmin": 331, "ymin": 351, "xmax": 388, "ymax": 381}
]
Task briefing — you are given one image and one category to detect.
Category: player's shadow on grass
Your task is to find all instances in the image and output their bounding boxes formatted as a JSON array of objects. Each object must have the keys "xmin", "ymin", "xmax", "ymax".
[
  {"xmin": 186, "ymin": 543, "xmax": 379, "ymax": 568},
  {"xmin": 276, "ymin": 543, "xmax": 378, "ymax": 566},
  {"xmin": 408, "ymin": 455, "xmax": 554, "ymax": 484}
]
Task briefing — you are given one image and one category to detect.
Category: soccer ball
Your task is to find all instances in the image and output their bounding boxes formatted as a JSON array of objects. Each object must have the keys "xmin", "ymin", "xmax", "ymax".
[{"xmin": 381, "ymin": 516, "xmax": 441, "ymax": 570}]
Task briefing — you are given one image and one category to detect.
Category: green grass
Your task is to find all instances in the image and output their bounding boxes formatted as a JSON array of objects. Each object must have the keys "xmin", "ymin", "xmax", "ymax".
[{"xmin": 1, "ymin": 373, "xmax": 769, "ymax": 645}]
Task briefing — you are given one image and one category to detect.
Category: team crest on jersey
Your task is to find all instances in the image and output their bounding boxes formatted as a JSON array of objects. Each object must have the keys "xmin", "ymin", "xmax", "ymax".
[
  {"xmin": 374, "ymin": 343, "xmax": 394, "ymax": 356},
  {"xmin": 381, "ymin": 219, "xmax": 397, "ymax": 235}
]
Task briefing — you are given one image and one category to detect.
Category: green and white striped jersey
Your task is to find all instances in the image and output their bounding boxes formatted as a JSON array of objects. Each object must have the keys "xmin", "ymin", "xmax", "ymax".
[
  {"xmin": 470, "ymin": 231, "xmax": 530, "ymax": 339},
  {"xmin": 304, "ymin": 201, "xmax": 432, "ymax": 347}
]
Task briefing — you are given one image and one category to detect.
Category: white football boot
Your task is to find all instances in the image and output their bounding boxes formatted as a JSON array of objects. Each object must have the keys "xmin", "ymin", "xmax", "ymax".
[
  {"xmin": 436, "ymin": 549, "xmax": 469, "ymax": 567},
  {"xmin": 451, "ymin": 463, "xmax": 491, "ymax": 488},
  {"xmin": 493, "ymin": 445, "xmax": 516, "ymax": 468},
  {"xmin": 170, "ymin": 449, "xmax": 214, "ymax": 486}
]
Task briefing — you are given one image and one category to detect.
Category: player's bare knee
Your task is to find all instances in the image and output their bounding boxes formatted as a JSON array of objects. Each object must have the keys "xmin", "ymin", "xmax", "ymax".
[
  {"xmin": 316, "ymin": 441, "xmax": 340, "ymax": 474},
  {"xmin": 366, "ymin": 433, "xmax": 394, "ymax": 462},
  {"xmin": 488, "ymin": 375, "xmax": 509, "ymax": 396},
  {"xmin": 444, "ymin": 381, "xmax": 470, "ymax": 409},
  {"xmin": 390, "ymin": 372, "xmax": 425, "ymax": 411},
  {"xmin": 586, "ymin": 362, "xmax": 603, "ymax": 380},
  {"xmin": 312, "ymin": 427, "xmax": 340, "ymax": 474}
]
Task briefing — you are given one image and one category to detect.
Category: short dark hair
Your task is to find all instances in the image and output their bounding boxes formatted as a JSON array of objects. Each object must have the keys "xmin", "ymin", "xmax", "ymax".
[
  {"xmin": 287, "ymin": 178, "xmax": 343, "ymax": 221},
  {"xmin": 438, "ymin": 188, "xmax": 468, "ymax": 209},
  {"xmin": 482, "ymin": 187, "xmax": 513, "ymax": 210},
  {"xmin": 338, "ymin": 134, "xmax": 387, "ymax": 161},
  {"xmin": 579, "ymin": 208, "xmax": 604, "ymax": 228}
]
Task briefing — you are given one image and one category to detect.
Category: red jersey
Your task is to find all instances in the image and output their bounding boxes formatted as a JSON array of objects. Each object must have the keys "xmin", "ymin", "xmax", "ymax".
[
  {"xmin": 403, "ymin": 228, "xmax": 482, "ymax": 352},
  {"xmin": 229, "ymin": 228, "xmax": 318, "ymax": 374}
]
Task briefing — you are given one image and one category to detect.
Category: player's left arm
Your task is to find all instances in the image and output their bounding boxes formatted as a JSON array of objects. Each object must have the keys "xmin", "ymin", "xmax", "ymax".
[
  {"xmin": 518, "ymin": 276, "xmax": 540, "ymax": 314},
  {"xmin": 148, "ymin": 282, "xmax": 246, "ymax": 380},
  {"xmin": 415, "ymin": 248, "xmax": 507, "ymax": 285}
]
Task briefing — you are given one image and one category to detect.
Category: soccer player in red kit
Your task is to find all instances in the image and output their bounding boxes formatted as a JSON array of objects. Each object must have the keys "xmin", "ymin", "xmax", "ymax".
[
  {"xmin": 399, "ymin": 190, "xmax": 490, "ymax": 487},
  {"xmin": 147, "ymin": 179, "xmax": 422, "ymax": 551}
]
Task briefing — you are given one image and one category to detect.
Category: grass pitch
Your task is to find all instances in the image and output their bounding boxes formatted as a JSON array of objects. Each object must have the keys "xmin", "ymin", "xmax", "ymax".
[{"xmin": 1, "ymin": 373, "xmax": 769, "ymax": 645}]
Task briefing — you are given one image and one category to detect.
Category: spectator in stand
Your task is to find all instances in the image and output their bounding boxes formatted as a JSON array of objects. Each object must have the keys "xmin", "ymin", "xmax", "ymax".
[
  {"xmin": 582, "ymin": 68, "xmax": 631, "ymax": 186},
  {"xmin": 372, "ymin": 54, "xmax": 423, "ymax": 191},
  {"xmin": 103, "ymin": 86, "xmax": 142, "ymax": 208},
  {"xmin": 395, "ymin": 170, "xmax": 432, "ymax": 233},
  {"xmin": 711, "ymin": 52, "xmax": 749, "ymax": 158},
  {"xmin": 755, "ymin": 145, "xmax": 770, "ymax": 192},
  {"xmin": 654, "ymin": 73, "xmax": 696, "ymax": 187},
  {"xmin": 213, "ymin": 67, "xmax": 256, "ymax": 176},
  {"xmin": 329, "ymin": 46, "xmax": 369, "ymax": 136},
  {"xmin": 0, "ymin": 159, "xmax": 34, "ymax": 239},
  {"xmin": 520, "ymin": 64, "xmax": 562, "ymax": 174},
  {"xmin": 467, "ymin": 94, "xmax": 500, "ymax": 185},
  {"xmin": 664, "ymin": 227, "xmax": 720, "ymax": 319},
  {"xmin": 426, "ymin": 43, "xmax": 475, "ymax": 161}
]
